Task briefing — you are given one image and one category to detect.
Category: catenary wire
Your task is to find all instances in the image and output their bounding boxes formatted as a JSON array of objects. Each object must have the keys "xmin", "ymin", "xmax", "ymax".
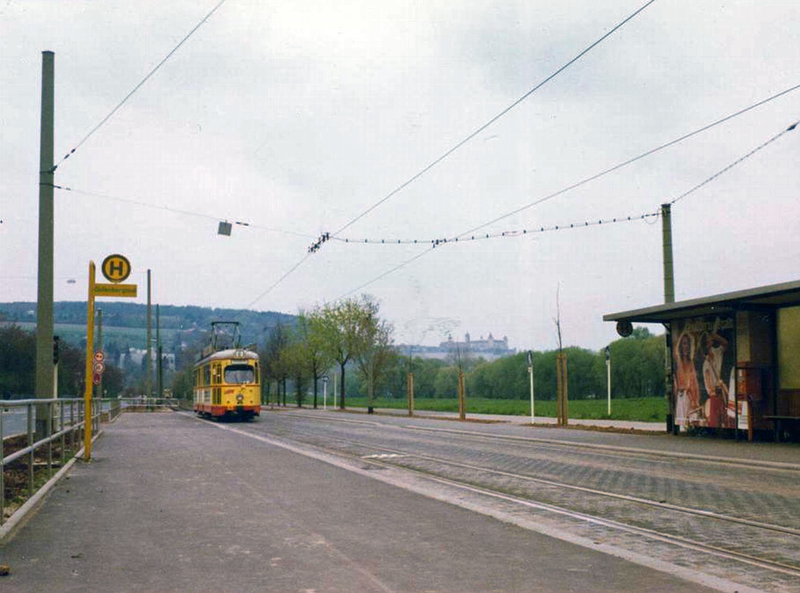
[
  {"xmin": 308, "ymin": 83, "xmax": 800, "ymax": 255},
  {"xmin": 669, "ymin": 120, "xmax": 797, "ymax": 205},
  {"xmin": 51, "ymin": 184, "xmax": 315, "ymax": 239},
  {"xmin": 52, "ymin": 0, "xmax": 230, "ymax": 171},
  {"xmin": 457, "ymin": 85, "xmax": 800, "ymax": 239},
  {"xmin": 329, "ymin": 211, "xmax": 660, "ymax": 246},
  {"xmin": 243, "ymin": 254, "xmax": 313, "ymax": 309},
  {"xmin": 328, "ymin": 0, "xmax": 659, "ymax": 239},
  {"xmin": 329, "ymin": 120, "xmax": 798, "ymax": 299}
]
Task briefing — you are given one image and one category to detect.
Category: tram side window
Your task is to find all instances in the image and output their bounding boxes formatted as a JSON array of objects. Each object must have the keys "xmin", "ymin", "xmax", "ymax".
[
  {"xmin": 213, "ymin": 364, "xmax": 222, "ymax": 385},
  {"xmin": 225, "ymin": 364, "xmax": 254, "ymax": 384},
  {"xmin": 203, "ymin": 365, "xmax": 211, "ymax": 386}
]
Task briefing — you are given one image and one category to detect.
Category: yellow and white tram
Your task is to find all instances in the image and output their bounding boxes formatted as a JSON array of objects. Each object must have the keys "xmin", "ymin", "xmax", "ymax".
[{"xmin": 193, "ymin": 346, "xmax": 261, "ymax": 421}]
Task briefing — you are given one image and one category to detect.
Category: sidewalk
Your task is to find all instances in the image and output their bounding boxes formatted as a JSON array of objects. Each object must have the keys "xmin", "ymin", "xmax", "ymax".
[{"xmin": 0, "ymin": 412, "xmax": 717, "ymax": 592}]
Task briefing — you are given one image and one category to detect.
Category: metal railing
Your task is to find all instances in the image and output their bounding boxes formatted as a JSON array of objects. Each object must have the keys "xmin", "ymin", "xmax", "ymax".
[
  {"xmin": 1, "ymin": 396, "xmax": 181, "ymax": 527},
  {"xmin": 0, "ymin": 397, "xmax": 123, "ymax": 526}
]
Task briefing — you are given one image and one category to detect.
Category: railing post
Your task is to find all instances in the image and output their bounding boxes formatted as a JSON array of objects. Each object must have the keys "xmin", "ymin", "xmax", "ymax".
[
  {"xmin": 60, "ymin": 401, "xmax": 66, "ymax": 467},
  {"xmin": 47, "ymin": 400, "xmax": 53, "ymax": 477},
  {"xmin": 27, "ymin": 403, "xmax": 34, "ymax": 498},
  {"xmin": 70, "ymin": 401, "xmax": 75, "ymax": 455},
  {"xmin": 1, "ymin": 404, "xmax": 5, "ymax": 524}
]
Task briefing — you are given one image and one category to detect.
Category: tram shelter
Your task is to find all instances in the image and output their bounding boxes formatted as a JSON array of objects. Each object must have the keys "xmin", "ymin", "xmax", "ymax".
[{"xmin": 604, "ymin": 280, "xmax": 800, "ymax": 441}]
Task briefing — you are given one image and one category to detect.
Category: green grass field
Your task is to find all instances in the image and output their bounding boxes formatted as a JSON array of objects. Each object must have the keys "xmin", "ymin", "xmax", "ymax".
[
  {"xmin": 5, "ymin": 321, "xmax": 178, "ymax": 350},
  {"xmin": 336, "ymin": 396, "xmax": 667, "ymax": 422}
]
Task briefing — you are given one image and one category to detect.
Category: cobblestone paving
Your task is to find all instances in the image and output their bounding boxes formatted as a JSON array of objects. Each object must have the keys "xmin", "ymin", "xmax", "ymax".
[{"xmin": 250, "ymin": 413, "xmax": 800, "ymax": 592}]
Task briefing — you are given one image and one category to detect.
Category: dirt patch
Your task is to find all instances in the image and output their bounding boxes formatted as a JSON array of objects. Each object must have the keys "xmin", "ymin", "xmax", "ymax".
[{"xmin": 2, "ymin": 435, "xmax": 77, "ymax": 521}]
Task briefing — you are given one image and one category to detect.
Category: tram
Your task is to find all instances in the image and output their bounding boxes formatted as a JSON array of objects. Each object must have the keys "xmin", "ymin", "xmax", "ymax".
[{"xmin": 193, "ymin": 322, "xmax": 261, "ymax": 421}]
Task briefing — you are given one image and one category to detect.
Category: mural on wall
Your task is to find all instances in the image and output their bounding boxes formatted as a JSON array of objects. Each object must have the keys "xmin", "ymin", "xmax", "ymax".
[{"xmin": 672, "ymin": 315, "xmax": 736, "ymax": 428}]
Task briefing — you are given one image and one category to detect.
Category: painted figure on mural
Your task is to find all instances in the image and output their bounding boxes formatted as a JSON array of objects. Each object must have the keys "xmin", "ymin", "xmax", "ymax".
[
  {"xmin": 674, "ymin": 330, "xmax": 701, "ymax": 423},
  {"xmin": 702, "ymin": 331, "xmax": 730, "ymax": 428}
]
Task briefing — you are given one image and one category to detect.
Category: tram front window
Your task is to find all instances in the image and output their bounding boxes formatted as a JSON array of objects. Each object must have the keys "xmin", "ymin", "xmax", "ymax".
[{"xmin": 224, "ymin": 364, "xmax": 254, "ymax": 384}]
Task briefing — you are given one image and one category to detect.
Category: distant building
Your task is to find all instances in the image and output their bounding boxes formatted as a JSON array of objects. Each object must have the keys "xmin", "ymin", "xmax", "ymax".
[
  {"xmin": 121, "ymin": 348, "xmax": 175, "ymax": 371},
  {"xmin": 399, "ymin": 332, "xmax": 515, "ymax": 362}
]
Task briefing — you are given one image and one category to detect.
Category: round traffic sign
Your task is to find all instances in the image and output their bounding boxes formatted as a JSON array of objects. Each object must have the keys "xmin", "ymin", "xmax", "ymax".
[
  {"xmin": 101, "ymin": 254, "xmax": 132, "ymax": 283},
  {"xmin": 94, "ymin": 350, "xmax": 105, "ymax": 363},
  {"xmin": 93, "ymin": 373, "xmax": 101, "ymax": 385},
  {"xmin": 93, "ymin": 361, "xmax": 105, "ymax": 374}
]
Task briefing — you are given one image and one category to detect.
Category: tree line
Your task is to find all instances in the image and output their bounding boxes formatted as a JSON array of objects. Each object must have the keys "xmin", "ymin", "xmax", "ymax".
[
  {"xmin": 172, "ymin": 298, "xmax": 665, "ymax": 406},
  {"xmin": 0, "ymin": 324, "xmax": 124, "ymax": 399},
  {"xmin": 346, "ymin": 326, "xmax": 665, "ymax": 402}
]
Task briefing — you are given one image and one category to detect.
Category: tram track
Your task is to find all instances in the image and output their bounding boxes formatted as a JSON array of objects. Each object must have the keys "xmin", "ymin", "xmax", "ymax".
[
  {"xmin": 278, "ymin": 424, "xmax": 800, "ymax": 538},
  {"xmin": 249, "ymin": 413, "xmax": 800, "ymax": 588},
  {"xmin": 196, "ymin": 411, "xmax": 800, "ymax": 590}
]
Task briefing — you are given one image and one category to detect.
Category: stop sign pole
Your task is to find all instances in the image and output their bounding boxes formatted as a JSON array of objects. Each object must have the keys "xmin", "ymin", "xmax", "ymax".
[{"xmin": 83, "ymin": 255, "xmax": 137, "ymax": 461}]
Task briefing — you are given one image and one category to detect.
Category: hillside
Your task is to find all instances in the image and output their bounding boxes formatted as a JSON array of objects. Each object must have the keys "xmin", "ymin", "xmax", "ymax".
[{"xmin": 0, "ymin": 301, "xmax": 295, "ymax": 353}]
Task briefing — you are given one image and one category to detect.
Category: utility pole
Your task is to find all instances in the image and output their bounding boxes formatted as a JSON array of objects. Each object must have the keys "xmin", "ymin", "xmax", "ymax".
[
  {"xmin": 662, "ymin": 203, "xmax": 676, "ymax": 434},
  {"xmin": 146, "ymin": 269, "xmax": 152, "ymax": 398},
  {"xmin": 661, "ymin": 204, "xmax": 675, "ymax": 304},
  {"xmin": 35, "ymin": 50, "xmax": 55, "ymax": 439}
]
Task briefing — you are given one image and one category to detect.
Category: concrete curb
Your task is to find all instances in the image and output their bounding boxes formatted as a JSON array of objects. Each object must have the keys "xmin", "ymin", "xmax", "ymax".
[{"xmin": 0, "ymin": 430, "xmax": 103, "ymax": 544}]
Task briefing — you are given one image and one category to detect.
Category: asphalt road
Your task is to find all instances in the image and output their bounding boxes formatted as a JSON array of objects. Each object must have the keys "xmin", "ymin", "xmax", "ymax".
[{"xmin": 0, "ymin": 411, "xmax": 726, "ymax": 592}]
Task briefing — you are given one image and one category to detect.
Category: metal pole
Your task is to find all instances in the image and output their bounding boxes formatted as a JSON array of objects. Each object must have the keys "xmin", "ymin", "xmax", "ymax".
[
  {"xmin": 607, "ymin": 355, "xmax": 612, "ymax": 416},
  {"xmin": 83, "ymin": 261, "xmax": 96, "ymax": 461},
  {"xmin": 323, "ymin": 377, "xmax": 327, "ymax": 410},
  {"xmin": 146, "ymin": 269, "xmax": 152, "ymax": 399},
  {"xmin": 35, "ymin": 51, "xmax": 55, "ymax": 439},
  {"xmin": 97, "ymin": 308, "xmax": 103, "ymax": 399},
  {"xmin": 527, "ymin": 350, "xmax": 534, "ymax": 424},
  {"xmin": 157, "ymin": 304, "xmax": 162, "ymax": 399},
  {"xmin": 529, "ymin": 366, "xmax": 535, "ymax": 424}
]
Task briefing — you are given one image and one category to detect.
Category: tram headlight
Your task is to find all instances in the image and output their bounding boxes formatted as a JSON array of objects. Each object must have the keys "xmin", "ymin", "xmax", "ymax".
[{"xmin": 236, "ymin": 393, "xmax": 244, "ymax": 403}]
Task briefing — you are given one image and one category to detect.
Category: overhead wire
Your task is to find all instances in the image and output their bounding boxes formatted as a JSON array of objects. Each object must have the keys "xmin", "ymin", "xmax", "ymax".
[
  {"xmin": 329, "ymin": 211, "xmax": 660, "ymax": 246},
  {"xmin": 243, "ymin": 254, "xmax": 313, "ymax": 309},
  {"xmin": 307, "ymin": 83, "xmax": 800, "ymax": 255},
  {"xmin": 457, "ymin": 84, "xmax": 800, "ymax": 239},
  {"xmin": 669, "ymin": 120, "xmax": 797, "ymax": 205},
  {"xmin": 51, "ymin": 0, "xmax": 230, "ymax": 172},
  {"xmin": 329, "ymin": 119, "xmax": 798, "ymax": 299},
  {"xmin": 51, "ymin": 184, "xmax": 315, "ymax": 239},
  {"xmin": 327, "ymin": 0, "xmax": 659, "ymax": 240}
]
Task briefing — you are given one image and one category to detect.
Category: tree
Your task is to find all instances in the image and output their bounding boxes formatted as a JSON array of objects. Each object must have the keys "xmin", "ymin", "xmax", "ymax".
[
  {"xmin": 261, "ymin": 322, "xmax": 290, "ymax": 406},
  {"xmin": 354, "ymin": 309, "xmax": 396, "ymax": 412},
  {"xmin": 281, "ymin": 328, "xmax": 311, "ymax": 407},
  {"xmin": 296, "ymin": 309, "xmax": 333, "ymax": 409},
  {"xmin": 317, "ymin": 296, "xmax": 373, "ymax": 409}
]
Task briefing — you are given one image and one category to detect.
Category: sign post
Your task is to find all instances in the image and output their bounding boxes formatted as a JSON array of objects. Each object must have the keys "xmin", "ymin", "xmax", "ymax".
[
  {"xmin": 84, "ymin": 255, "xmax": 137, "ymax": 461},
  {"xmin": 322, "ymin": 375, "xmax": 328, "ymax": 411}
]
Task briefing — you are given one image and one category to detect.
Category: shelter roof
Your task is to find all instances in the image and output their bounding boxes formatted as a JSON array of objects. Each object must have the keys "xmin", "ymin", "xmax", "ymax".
[{"xmin": 603, "ymin": 279, "xmax": 800, "ymax": 324}]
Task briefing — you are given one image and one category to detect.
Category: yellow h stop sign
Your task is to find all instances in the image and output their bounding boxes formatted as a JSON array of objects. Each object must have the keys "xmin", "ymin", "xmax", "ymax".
[{"xmin": 101, "ymin": 254, "xmax": 131, "ymax": 283}]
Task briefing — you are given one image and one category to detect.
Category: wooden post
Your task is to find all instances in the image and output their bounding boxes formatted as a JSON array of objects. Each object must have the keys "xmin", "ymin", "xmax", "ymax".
[
  {"xmin": 407, "ymin": 371, "xmax": 415, "ymax": 417},
  {"xmin": 556, "ymin": 354, "xmax": 569, "ymax": 426},
  {"xmin": 457, "ymin": 371, "xmax": 466, "ymax": 421}
]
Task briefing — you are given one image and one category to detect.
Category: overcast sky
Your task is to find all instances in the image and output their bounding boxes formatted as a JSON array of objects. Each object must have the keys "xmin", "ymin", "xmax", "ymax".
[{"xmin": 1, "ymin": 0, "xmax": 798, "ymax": 351}]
